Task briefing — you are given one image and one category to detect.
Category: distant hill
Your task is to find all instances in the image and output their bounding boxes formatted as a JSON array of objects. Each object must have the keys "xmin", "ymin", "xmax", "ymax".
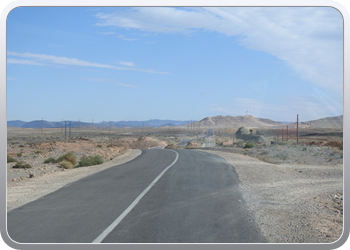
[
  {"xmin": 7, "ymin": 120, "xmax": 27, "ymax": 127},
  {"xmin": 21, "ymin": 120, "xmax": 62, "ymax": 128},
  {"xmin": 109, "ymin": 119, "xmax": 193, "ymax": 128},
  {"xmin": 305, "ymin": 115, "xmax": 343, "ymax": 128},
  {"xmin": 192, "ymin": 115, "xmax": 283, "ymax": 128},
  {"xmin": 7, "ymin": 115, "xmax": 343, "ymax": 129},
  {"xmin": 7, "ymin": 119, "xmax": 194, "ymax": 128}
]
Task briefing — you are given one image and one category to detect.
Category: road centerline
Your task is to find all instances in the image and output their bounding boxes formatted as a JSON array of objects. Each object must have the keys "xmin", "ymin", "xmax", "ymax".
[{"xmin": 92, "ymin": 149, "xmax": 179, "ymax": 243}]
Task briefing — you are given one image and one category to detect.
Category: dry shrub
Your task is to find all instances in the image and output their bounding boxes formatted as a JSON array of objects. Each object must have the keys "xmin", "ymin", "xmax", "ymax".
[
  {"xmin": 77, "ymin": 155, "xmax": 103, "ymax": 167},
  {"xmin": 325, "ymin": 141, "xmax": 343, "ymax": 149},
  {"xmin": 13, "ymin": 161, "xmax": 32, "ymax": 169},
  {"xmin": 60, "ymin": 160, "xmax": 74, "ymax": 169},
  {"xmin": 62, "ymin": 152, "xmax": 77, "ymax": 166},
  {"xmin": 7, "ymin": 155, "xmax": 18, "ymax": 163}
]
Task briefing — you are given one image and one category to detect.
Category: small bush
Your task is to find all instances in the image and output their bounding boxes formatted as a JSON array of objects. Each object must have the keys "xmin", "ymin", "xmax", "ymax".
[
  {"xmin": 7, "ymin": 155, "xmax": 18, "ymax": 163},
  {"xmin": 55, "ymin": 155, "xmax": 65, "ymax": 163},
  {"xmin": 77, "ymin": 155, "xmax": 104, "ymax": 167},
  {"xmin": 17, "ymin": 153, "xmax": 22, "ymax": 157},
  {"xmin": 275, "ymin": 154, "xmax": 288, "ymax": 161},
  {"xmin": 244, "ymin": 142, "xmax": 255, "ymax": 149},
  {"xmin": 59, "ymin": 160, "xmax": 74, "ymax": 169},
  {"xmin": 96, "ymin": 144, "xmax": 102, "ymax": 148},
  {"xmin": 18, "ymin": 145, "xmax": 25, "ymax": 148},
  {"xmin": 302, "ymin": 147, "xmax": 307, "ymax": 151},
  {"xmin": 62, "ymin": 152, "xmax": 77, "ymax": 166},
  {"xmin": 43, "ymin": 157, "xmax": 56, "ymax": 163},
  {"xmin": 35, "ymin": 150, "xmax": 43, "ymax": 154},
  {"xmin": 44, "ymin": 152, "xmax": 77, "ymax": 166},
  {"xmin": 13, "ymin": 161, "xmax": 32, "ymax": 169}
]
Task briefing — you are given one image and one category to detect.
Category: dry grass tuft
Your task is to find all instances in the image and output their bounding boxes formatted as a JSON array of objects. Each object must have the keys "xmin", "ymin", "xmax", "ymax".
[{"xmin": 59, "ymin": 160, "xmax": 74, "ymax": 169}]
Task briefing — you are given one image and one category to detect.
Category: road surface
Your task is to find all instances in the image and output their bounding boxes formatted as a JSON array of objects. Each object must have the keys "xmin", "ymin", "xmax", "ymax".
[{"xmin": 7, "ymin": 149, "xmax": 265, "ymax": 243}]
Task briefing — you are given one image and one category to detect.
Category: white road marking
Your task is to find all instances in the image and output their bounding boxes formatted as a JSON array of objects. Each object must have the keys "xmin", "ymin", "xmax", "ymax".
[{"xmin": 92, "ymin": 149, "xmax": 179, "ymax": 243}]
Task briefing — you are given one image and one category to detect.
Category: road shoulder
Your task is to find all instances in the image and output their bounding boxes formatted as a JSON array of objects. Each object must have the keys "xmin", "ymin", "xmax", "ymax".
[
  {"xmin": 197, "ymin": 149, "xmax": 343, "ymax": 243},
  {"xmin": 7, "ymin": 149, "xmax": 142, "ymax": 211}
]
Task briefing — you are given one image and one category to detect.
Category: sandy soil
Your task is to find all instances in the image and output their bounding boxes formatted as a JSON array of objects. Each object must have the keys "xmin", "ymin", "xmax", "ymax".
[{"xmin": 200, "ymin": 149, "xmax": 343, "ymax": 243}]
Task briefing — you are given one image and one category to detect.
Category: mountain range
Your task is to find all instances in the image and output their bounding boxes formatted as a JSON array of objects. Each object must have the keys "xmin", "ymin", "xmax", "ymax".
[
  {"xmin": 7, "ymin": 115, "xmax": 343, "ymax": 129},
  {"xmin": 7, "ymin": 119, "xmax": 195, "ymax": 129}
]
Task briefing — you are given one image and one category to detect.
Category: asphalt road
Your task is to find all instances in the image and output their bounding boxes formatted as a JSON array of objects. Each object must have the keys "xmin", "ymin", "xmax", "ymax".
[{"xmin": 7, "ymin": 149, "xmax": 265, "ymax": 243}]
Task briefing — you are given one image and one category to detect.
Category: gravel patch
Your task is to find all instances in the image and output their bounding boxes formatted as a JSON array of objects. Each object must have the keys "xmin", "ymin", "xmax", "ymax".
[{"xmin": 199, "ymin": 149, "xmax": 343, "ymax": 243}]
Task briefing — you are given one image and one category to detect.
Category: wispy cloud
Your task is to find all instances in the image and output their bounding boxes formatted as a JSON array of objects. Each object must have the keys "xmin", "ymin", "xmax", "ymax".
[
  {"xmin": 7, "ymin": 77, "xmax": 18, "ymax": 81},
  {"xmin": 210, "ymin": 94, "xmax": 342, "ymax": 122},
  {"xmin": 118, "ymin": 35, "xmax": 138, "ymax": 41},
  {"xmin": 81, "ymin": 77, "xmax": 138, "ymax": 88},
  {"xmin": 7, "ymin": 58, "xmax": 45, "ymax": 66},
  {"xmin": 94, "ymin": 7, "xmax": 343, "ymax": 94},
  {"xmin": 7, "ymin": 51, "xmax": 170, "ymax": 74},
  {"xmin": 119, "ymin": 61, "xmax": 135, "ymax": 67},
  {"xmin": 100, "ymin": 31, "xmax": 115, "ymax": 35}
]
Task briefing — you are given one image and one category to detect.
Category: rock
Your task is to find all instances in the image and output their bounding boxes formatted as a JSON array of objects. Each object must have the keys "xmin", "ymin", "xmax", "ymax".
[
  {"xmin": 20, "ymin": 176, "xmax": 26, "ymax": 180},
  {"xmin": 187, "ymin": 141, "xmax": 199, "ymax": 147},
  {"xmin": 12, "ymin": 178, "xmax": 17, "ymax": 182},
  {"xmin": 29, "ymin": 173, "xmax": 35, "ymax": 178}
]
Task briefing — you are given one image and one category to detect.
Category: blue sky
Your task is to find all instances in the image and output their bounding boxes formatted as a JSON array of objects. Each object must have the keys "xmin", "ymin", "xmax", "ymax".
[{"xmin": 6, "ymin": 7, "xmax": 343, "ymax": 123}]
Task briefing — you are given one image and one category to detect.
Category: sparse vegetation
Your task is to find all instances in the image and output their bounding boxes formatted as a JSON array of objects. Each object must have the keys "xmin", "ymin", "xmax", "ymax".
[
  {"xmin": 302, "ymin": 147, "xmax": 307, "ymax": 151},
  {"xmin": 59, "ymin": 160, "xmax": 74, "ymax": 169},
  {"xmin": 62, "ymin": 152, "xmax": 77, "ymax": 166},
  {"xmin": 35, "ymin": 150, "xmax": 43, "ymax": 154},
  {"xmin": 7, "ymin": 155, "xmax": 18, "ymax": 163},
  {"xmin": 18, "ymin": 145, "xmax": 25, "ymax": 148},
  {"xmin": 244, "ymin": 142, "xmax": 255, "ymax": 149},
  {"xmin": 43, "ymin": 157, "xmax": 56, "ymax": 163},
  {"xmin": 43, "ymin": 152, "xmax": 77, "ymax": 166},
  {"xmin": 17, "ymin": 153, "xmax": 22, "ymax": 157},
  {"xmin": 77, "ymin": 155, "xmax": 103, "ymax": 167},
  {"xmin": 13, "ymin": 161, "xmax": 32, "ymax": 169},
  {"xmin": 274, "ymin": 154, "xmax": 288, "ymax": 161}
]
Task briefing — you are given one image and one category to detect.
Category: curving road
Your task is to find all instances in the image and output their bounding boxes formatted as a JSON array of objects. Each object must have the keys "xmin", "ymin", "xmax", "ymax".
[{"xmin": 7, "ymin": 149, "xmax": 265, "ymax": 243}]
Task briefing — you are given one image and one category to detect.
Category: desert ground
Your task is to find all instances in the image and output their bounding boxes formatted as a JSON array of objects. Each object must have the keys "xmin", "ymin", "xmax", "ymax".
[{"xmin": 6, "ymin": 125, "xmax": 343, "ymax": 243}]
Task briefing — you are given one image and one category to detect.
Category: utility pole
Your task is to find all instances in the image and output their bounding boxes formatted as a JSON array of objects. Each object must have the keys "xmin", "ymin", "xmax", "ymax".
[
  {"xmin": 64, "ymin": 121, "xmax": 67, "ymax": 141},
  {"xmin": 297, "ymin": 114, "xmax": 299, "ymax": 144},
  {"xmin": 61, "ymin": 118, "xmax": 63, "ymax": 134},
  {"xmin": 41, "ymin": 117, "xmax": 43, "ymax": 135},
  {"xmin": 282, "ymin": 128, "xmax": 284, "ymax": 144},
  {"xmin": 69, "ymin": 121, "xmax": 71, "ymax": 141},
  {"xmin": 109, "ymin": 122, "xmax": 111, "ymax": 142}
]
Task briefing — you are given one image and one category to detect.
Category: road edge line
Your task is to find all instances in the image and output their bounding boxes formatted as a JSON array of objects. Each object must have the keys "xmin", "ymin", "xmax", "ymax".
[{"xmin": 92, "ymin": 149, "xmax": 179, "ymax": 243}]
